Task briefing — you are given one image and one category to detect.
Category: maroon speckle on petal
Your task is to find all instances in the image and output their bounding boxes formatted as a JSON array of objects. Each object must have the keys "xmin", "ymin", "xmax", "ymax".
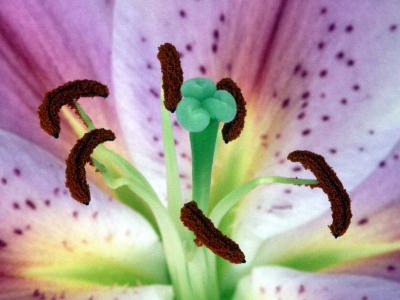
[
  {"xmin": 301, "ymin": 102, "xmax": 308, "ymax": 109},
  {"xmin": 72, "ymin": 211, "xmax": 79, "ymax": 219},
  {"xmin": 301, "ymin": 91, "xmax": 310, "ymax": 99},
  {"xmin": 345, "ymin": 25, "xmax": 354, "ymax": 33},
  {"xmin": 211, "ymin": 43, "xmax": 218, "ymax": 53},
  {"xmin": 293, "ymin": 63, "xmax": 301, "ymax": 74},
  {"xmin": 329, "ymin": 148, "xmax": 337, "ymax": 154},
  {"xmin": 328, "ymin": 23, "xmax": 336, "ymax": 32},
  {"xmin": 32, "ymin": 289, "xmax": 40, "ymax": 297},
  {"xmin": 158, "ymin": 152, "xmax": 165, "ymax": 158},
  {"xmin": 25, "ymin": 199, "xmax": 36, "ymax": 210},
  {"xmin": 301, "ymin": 70, "xmax": 308, "ymax": 78},
  {"xmin": 347, "ymin": 59, "xmax": 355, "ymax": 67},
  {"xmin": 185, "ymin": 44, "xmax": 193, "ymax": 51},
  {"xmin": 320, "ymin": 7, "xmax": 327, "ymax": 15},
  {"xmin": 149, "ymin": 88, "xmax": 160, "ymax": 98},
  {"xmin": 341, "ymin": 98, "xmax": 348, "ymax": 105},
  {"xmin": 13, "ymin": 168, "xmax": 21, "ymax": 176},
  {"xmin": 302, "ymin": 129, "xmax": 311, "ymax": 136},
  {"xmin": 379, "ymin": 161, "xmax": 386, "ymax": 168},
  {"xmin": 361, "ymin": 296, "xmax": 369, "ymax": 300},
  {"xmin": 389, "ymin": 24, "xmax": 397, "ymax": 32},
  {"xmin": 292, "ymin": 166, "xmax": 302, "ymax": 172},
  {"xmin": 12, "ymin": 202, "xmax": 20, "ymax": 210},
  {"xmin": 322, "ymin": 115, "xmax": 330, "ymax": 122},
  {"xmin": 281, "ymin": 98, "xmax": 290, "ymax": 108},
  {"xmin": 394, "ymin": 154, "xmax": 399, "ymax": 160},
  {"xmin": 336, "ymin": 51, "xmax": 344, "ymax": 60},
  {"xmin": 298, "ymin": 284, "xmax": 305, "ymax": 294},
  {"xmin": 199, "ymin": 65, "xmax": 207, "ymax": 74},
  {"xmin": 317, "ymin": 41, "xmax": 325, "ymax": 50},
  {"xmin": 179, "ymin": 9, "xmax": 186, "ymax": 18},
  {"xmin": 387, "ymin": 265, "xmax": 396, "ymax": 272},
  {"xmin": 319, "ymin": 69, "xmax": 328, "ymax": 77},
  {"xmin": 53, "ymin": 187, "xmax": 60, "ymax": 196},
  {"xmin": 213, "ymin": 29, "xmax": 220, "ymax": 39},
  {"xmin": 1, "ymin": 177, "xmax": 7, "ymax": 185},
  {"xmin": 0, "ymin": 239, "xmax": 7, "ymax": 248},
  {"xmin": 368, "ymin": 129, "xmax": 375, "ymax": 135},
  {"xmin": 44, "ymin": 199, "xmax": 51, "ymax": 206},
  {"xmin": 275, "ymin": 285, "xmax": 281, "ymax": 293},
  {"xmin": 352, "ymin": 84, "xmax": 360, "ymax": 91},
  {"xmin": 219, "ymin": 13, "xmax": 225, "ymax": 23},
  {"xmin": 357, "ymin": 217, "xmax": 369, "ymax": 225},
  {"xmin": 13, "ymin": 228, "xmax": 23, "ymax": 235},
  {"xmin": 297, "ymin": 112, "xmax": 305, "ymax": 120},
  {"xmin": 146, "ymin": 62, "xmax": 153, "ymax": 69}
]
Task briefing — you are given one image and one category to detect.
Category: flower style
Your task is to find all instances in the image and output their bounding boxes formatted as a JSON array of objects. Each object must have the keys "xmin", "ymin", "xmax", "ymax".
[{"xmin": 1, "ymin": 1, "xmax": 400, "ymax": 300}]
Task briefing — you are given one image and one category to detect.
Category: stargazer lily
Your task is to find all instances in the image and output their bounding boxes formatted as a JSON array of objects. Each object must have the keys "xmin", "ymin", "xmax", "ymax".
[{"xmin": 1, "ymin": 1, "xmax": 400, "ymax": 299}]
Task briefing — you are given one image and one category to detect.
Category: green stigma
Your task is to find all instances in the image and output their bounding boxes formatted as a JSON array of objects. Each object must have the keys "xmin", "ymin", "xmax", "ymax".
[{"xmin": 176, "ymin": 78, "xmax": 237, "ymax": 133}]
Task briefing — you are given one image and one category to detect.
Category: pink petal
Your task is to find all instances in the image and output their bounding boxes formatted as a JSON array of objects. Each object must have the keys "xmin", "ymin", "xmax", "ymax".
[
  {"xmin": 0, "ymin": 281, "xmax": 172, "ymax": 300},
  {"xmin": 0, "ymin": 130, "xmax": 168, "ymax": 294},
  {"xmin": 234, "ymin": 266, "xmax": 400, "ymax": 299},
  {"xmin": 0, "ymin": 0, "xmax": 126, "ymax": 159}
]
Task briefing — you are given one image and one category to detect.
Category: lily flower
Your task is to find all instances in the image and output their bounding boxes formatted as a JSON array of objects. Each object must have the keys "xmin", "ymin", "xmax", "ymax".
[{"xmin": 1, "ymin": 1, "xmax": 400, "ymax": 299}]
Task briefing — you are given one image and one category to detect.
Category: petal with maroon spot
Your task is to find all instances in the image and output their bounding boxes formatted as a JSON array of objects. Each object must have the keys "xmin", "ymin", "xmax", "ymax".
[
  {"xmin": 227, "ymin": 143, "xmax": 400, "ymax": 290},
  {"xmin": 0, "ymin": 281, "xmax": 172, "ymax": 300},
  {"xmin": 233, "ymin": 266, "xmax": 400, "ymax": 300},
  {"xmin": 215, "ymin": 0, "xmax": 400, "ymax": 245},
  {"xmin": 0, "ymin": 0, "xmax": 127, "ymax": 160},
  {"xmin": 0, "ymin": 129, "xmax": 169, "ymax": 295}
]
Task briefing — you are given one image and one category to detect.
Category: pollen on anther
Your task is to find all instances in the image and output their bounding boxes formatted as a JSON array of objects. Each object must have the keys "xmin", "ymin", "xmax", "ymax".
[
  {"xmin": 38, "ymin": 80, "xmax": 109, "ymax": 138},
  {"xmin": 157, "ymin": 43, "xmax": 184, "ymax": 112},
  {"xmin": 65, "ymin": 128, "xmax": 115, "ymax": 205},
  {"xmin": 180, "ymin": 201, "xmax": 246, "ymax": 264},
  {"xmin": 287, "ymin": 150, "xmax": 352, "ymax": 238},
  {"xmin": 216, "ymin": 78, "xmax": 247, "ymax": 143}
]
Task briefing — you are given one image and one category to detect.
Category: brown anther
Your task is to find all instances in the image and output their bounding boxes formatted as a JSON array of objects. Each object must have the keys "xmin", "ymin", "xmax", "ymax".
[
  {"xmin": 65, "ymin": 128, "xmax": 115, "ymax": 205},
  {"xmin": 216, "ymin": 78, "xmax": 247, "ymax": 143},
  {"xmin": 287, "ymin": 150, "xmax": 352, "ymax": 238},
  {"xmin": 157, "ymin": 43, "xmax": 184, "ymax": 112},
  {"xmin": 180, "ymin": 201, "xmax": 246, "ymax": 264},
  {"xmin": 38, "ymin": 80, "xmax": 109, "ymax": 138}
]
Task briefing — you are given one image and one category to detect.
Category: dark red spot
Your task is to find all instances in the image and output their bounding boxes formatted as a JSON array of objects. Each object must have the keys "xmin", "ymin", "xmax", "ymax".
[
  {"xmin": 1, "ymin": 177, "xmax": 7, "ymax": 185},
  {"xmin": 13, "ymin": 202, "xmax": 20, "ymax": 210},
  {"xmin": 297, "ymin": 112, "xmax": 305, "ymax": 120},
  {"xmin": 359, "ymin": 147, "xmax": 365, "ymax": 152},
  {"xmin": 379, "ymin": 161, "xmax": 386, "ymax": 168},
  {"xmin": 0, "ymin": 239, "xmax": 7, "ymax": 248},
  {"xmin": 301, "ymin": 102, "xmax": 308, "ymax": 109},
  {"xmin": 389, "ymin": 24, "xmax": 397, "ymax": 32},
  {"xmin": 179, "ymin": 9, "xmax": 186, "ymax": 18},
  {"xmin": 32, "ymin": 289, "xmax": 40, "ymax": 297},
  {"xmin": 13, "ymin": 168, "xmax": 21, "ymax": 176},
  {"xmin": 301, "ymin": 70, "xmax": 308, "ymax": 78},
  {"xmin": 281, "ymin": 98, "xmax": 290, "ymax": 108},
  {"xmin": 298, "ymin": 284, "xmax": 305, "ymax": 294},
  {"xmin": 341, "ymin": 98, "xmax": 348, "ymax": 105},
  {"xmin": 394, "ymin": 154, "xmax": 399, "ymax": 160},
  {"xmin": 149, "ymin": 88, "xmax": 160, "ymax": 98},
  {"xmin": 146, "ymin": 62, "xmax": 153, "ymax": 69},
  {"xmin": 347, "ymin": 59, "xmax": 355, "ymax": 67},
  {"xmin": 368, "ymin": 129, "xmax": 375, "ymax": 135},
  {"xmin": 275, "ymin": 133, "xmax": 281, "ymax": 139},
  {"xmin": 322, "ymin": 115, "xmax": 330, "ymax": 122},
  {"xmin": 361, "ymin": 296, "xmax": 368, "ymax": 300},
  {"xmin": 302, "ymin": 129, "xmax": 311, "ymax": 136},
  {"xmin": 219, "ymin": 13, "xmax": 225, "ymax": 23},
  {"xmin": 320, "ymin": 7, "xmax": 327, "ymax": 15},
  {"xmin": 25, "ymin": 199, "xmax": 36, "ymax": 210},
  {"xmin": 329, "ymin": 148, "xmax": 337, "ymax": 154},
  {"xmin": 185, "ymin": 44, "xmax": 192, "ymax": 51},
  {"xmin": 336, "ymin": 51, "xmax": 344, "ymax": 60},
  {"xmin": 211, "ymin": 43, "xmax": 218, "ymax": 53},
  {"xmin": 199, "ymin": 65, "xmax": 207, "ymax": 74},
  {"xmin": 140, "ymin": 36, "xmax": 147, "ymax": 43},
  {"xmin": 293, "ymin": 63, "xmax": 301, "ymax": 74},
  {"xmin": 301, "ymin": 91, "xmax": 310, "ymax": 99},
  {"xmin": 153, "ymin": 136, "xmax": 159, "ymax": 142},
  {"xmin": 44, "ymin": 199, "xmax": 51, "ymax": 206},
  {"xmin": 345, "ymin": 25, "xmax": 354, "ymax": 33},
  {"xmin": 328, "ymin": 23, "xmax": 336, "ymax": 32},
  {"xmin": 13, "ymin": 228, "xmax": 23, "ymax": 235},
  {"xmin": 353, "ymin": 84, "xmax": 360, "ymax": 91},
  {"xmin": 292, "ymin": 166, "xmax": 302, "ymax": 172},
  {"xmin": 92, "ymin": 211, "xmax": 98, "ymax": 219},
  {"xmin": 158, "ymin": 152, "xmax": 165, "ymax": 158},
  {"xmin": 72, "ymin": 211, "xmax": 79, "ymax": 219},
  {"xmin": 53, "ymin": 187, "xmax": 60, "ymax": 196},
  {"xmin": 387, "ymin": 265, "xmax": 396, "ymax": 272},
  {"xmin": 317, "ymin": 41, "xmax": 325, "ymax": 50},
  {"xmin": 357, "ymin": 217, "xmax": 369, "ymax": 225},
  {"xmin": 213, "ymin": 29, "xmax": 220, "ymax": 39},
  {"xmin": 319, "ymin": 69, "xmax": 328, "ymax": 77}
]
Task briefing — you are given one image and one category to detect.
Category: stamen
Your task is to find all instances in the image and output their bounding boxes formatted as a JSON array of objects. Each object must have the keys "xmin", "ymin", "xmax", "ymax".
[
  {"xmin": 216, "ymin": 78, "xmax": 247, "ymax": 143},
  {"xmin": 287, "ymin": 150, "xmax": 352, "ymax": 238},
  {"xmin": 38, "ymin": 80, "xmax": 109, "ymax": 138},
  {"xmin": 180, "ymin": 201, "xmax": 246, "ymax": 264},
  {"xmin": 65, "ymin": 128, "xmax": 115, "ymax": 205},
  {"xmin": 157, "ymin": 43, "xmax": 184, "ymax": 112}
]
